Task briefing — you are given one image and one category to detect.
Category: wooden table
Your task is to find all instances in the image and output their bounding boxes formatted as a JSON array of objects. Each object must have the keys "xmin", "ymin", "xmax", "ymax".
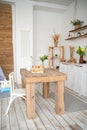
[{"xmin": 20, "ymin": 68, "xmax": 66, "ymax": 119}]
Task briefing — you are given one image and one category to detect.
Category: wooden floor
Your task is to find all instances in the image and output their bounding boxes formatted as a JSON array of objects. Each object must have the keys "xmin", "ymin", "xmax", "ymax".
[{"xmin": 0, "ymin": 83, "xmax": 87, "ymax": 130}]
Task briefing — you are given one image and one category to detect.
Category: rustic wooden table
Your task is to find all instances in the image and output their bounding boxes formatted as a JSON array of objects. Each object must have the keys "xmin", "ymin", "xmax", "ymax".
[{"xmin": 20, "ymin": 68, "xmax": 66, "ymax": 119}]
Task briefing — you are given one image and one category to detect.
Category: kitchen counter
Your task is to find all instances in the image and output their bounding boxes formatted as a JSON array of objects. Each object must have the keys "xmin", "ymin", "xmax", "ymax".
[{"xmin": 59, "ymin": 62, "xmax": 87, "ymax": 96}]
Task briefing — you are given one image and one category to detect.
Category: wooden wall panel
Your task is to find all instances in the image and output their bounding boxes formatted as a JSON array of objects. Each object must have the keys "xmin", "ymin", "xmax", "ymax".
[{"xmin": 0, "ymin": 3, "xmax": 13, "ymax": 78}]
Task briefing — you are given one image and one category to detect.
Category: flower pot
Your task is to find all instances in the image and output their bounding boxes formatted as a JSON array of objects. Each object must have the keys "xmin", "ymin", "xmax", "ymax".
[
  {"xmin": 74, "ymin": 24, "xmax": 81, "ymax": 29},
  {"xmin": 44, "ymin": 60, "xmax": 48, "ymax": 68},
  {"xmin": 79, "ymin": 55, "xmax": 83, "ymax": 63},
  {"xmin": 54, "ymin": 41, "xmax": 58, "ymax": 47}
]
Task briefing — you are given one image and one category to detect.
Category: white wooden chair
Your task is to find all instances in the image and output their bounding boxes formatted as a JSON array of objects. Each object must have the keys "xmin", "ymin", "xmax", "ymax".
[{"xmin": 5, "ymin": 72, "xmax": 26, "ymax": 115}]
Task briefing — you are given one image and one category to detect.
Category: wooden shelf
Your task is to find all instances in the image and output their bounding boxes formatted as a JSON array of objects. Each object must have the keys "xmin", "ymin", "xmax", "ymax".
[
  {"xmin": 65, "ymin": 33, "xmax": 87, "ymax": 40},
  {"xmin": 65, "ymin": 25, "xmax": 87, "ymax": 40},
  {"xmin": 69, "ymin": 25, "xmax": 87, "ymax": 33},
  {"xmin": 48, "ymin": 46, "xmax": 62, "ymax": 49},
  {"xmin": 48, "ymin": 46, "xmax": 64, "ymax": 68}
]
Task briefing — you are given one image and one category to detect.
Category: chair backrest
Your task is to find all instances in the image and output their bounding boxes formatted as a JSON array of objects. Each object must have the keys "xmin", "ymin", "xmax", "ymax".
[{"xmin": 9, "ymin": 72, "xmax": 15, "ymax": 93}]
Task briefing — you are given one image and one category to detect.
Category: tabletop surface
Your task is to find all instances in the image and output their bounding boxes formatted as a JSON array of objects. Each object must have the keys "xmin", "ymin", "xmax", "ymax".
[{"xmin": 20, "ymin": 68, "xmax": 67, "ymax": 83}]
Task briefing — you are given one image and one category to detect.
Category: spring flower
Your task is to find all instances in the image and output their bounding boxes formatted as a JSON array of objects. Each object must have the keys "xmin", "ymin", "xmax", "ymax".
[
  {"xmin": 39, "ymin": 54, "xmax": 48, "ymax": 63},
  {"xmin": 76, "ymin": 46, "xmax": 87, "ymax": 56}
]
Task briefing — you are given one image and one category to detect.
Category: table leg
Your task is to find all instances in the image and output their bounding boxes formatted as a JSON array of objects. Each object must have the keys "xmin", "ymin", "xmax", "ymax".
[
  {"xmin": 55, "ymin": 81, "xmax": 64, "ymax": 115},
  {"xmin": 26, "ymin": 83, "xmax": 35, "ymax": 119},
  {"xmin": 43, "ymin": 82, "xmax": 49, "ymax": 98}
]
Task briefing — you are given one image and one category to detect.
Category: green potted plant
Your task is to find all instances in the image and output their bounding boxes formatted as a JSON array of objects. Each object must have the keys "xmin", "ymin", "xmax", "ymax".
[
  {"xmin": 55, "ymin": 54, "xmax": 58, "ymax": 58},
  {"xmin": 71, "ymin": 19, "xmax": 84, "ymax": 29},
  {"xmin": 39, "ymin": 54, "xmax": 48, "ymax": 65},
  {"xmin": 77, "ymin": 32, "xmax": 81, "ymax": 36},
  {"xmin": 76, "ymin": 46, "xmax": 87, "ymax": 63}
]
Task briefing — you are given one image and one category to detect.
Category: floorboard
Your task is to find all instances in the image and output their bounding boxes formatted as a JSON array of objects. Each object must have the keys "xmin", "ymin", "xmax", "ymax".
[{"xmin": 0, "ymin": 84, "xmax": 87, "ymax": 130}]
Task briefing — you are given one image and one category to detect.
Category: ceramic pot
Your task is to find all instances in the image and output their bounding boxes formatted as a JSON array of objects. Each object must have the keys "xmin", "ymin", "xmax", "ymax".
[
  {"xmin": 74, "ymin": 24, "xmax": 81, "ymax": 29},
  {"xmin": 79, "ymin": 55, "xmax": 83, "ymax": 63},
  {"xmin": 54, "ymin": 40, "xmax": 58, "ymax": 47}
]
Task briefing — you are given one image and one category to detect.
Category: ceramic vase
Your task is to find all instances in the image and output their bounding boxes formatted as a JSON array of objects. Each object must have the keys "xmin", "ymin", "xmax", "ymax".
[{"xmin": 79, "ymin": 55, "xmax": 83, "ymax": 63}]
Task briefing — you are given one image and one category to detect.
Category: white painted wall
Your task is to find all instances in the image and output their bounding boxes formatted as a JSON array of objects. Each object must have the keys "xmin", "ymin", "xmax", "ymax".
[
  {"xmin": 33, "ymin": 6, "xmax": 63, "ymax": 66},
  {"xmin": 62, "ymin": 0, "xmax": 87, "ymax": 61}
]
